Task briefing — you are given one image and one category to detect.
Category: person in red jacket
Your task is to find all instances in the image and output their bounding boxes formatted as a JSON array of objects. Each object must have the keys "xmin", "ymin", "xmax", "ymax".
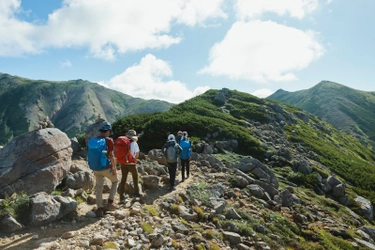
[{"xmin": 118, "ymin": 129, "xmax": 142, "ymax": 203}]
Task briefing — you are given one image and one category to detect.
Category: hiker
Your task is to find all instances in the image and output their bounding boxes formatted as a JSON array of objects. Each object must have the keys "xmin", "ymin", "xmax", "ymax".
[
  {"xmin": 162, "ymin": 134, "xmax": 182, "ymax": 191},
  {"xmin": 179, "ymin": 131, "xmax": 192, "ymax": 182},
  {"xmin": 91, "ymin": 124, "xmax": 119, "ymax": 217},
  {"xmin": 176, "ymin": 131, "xmax": 183, "ymax": 170},
  {"xmin": 118, "ymin": 129, "xmax": 142, "ymax": 202}
]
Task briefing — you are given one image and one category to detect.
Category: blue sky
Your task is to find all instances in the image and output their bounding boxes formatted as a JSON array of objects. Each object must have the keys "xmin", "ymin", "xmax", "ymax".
[{"xmin": 0, "ymin": 0, "xmax": 374, "ymax": 103}]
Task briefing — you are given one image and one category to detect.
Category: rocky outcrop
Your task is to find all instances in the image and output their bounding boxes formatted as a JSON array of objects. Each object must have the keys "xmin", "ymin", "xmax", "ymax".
[
  {"xmin": 29, "ymin": 192, "xmax": 77, "ymax": 226},
  {"xmin": 0, "ymin": 128, "xmax": 72, "ymax": 198}
]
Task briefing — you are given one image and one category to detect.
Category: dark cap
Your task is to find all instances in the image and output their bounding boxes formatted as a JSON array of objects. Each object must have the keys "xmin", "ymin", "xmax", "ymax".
[{"xmin": 99, "ymin": 124, "xmax": 112, "ymax": 132}]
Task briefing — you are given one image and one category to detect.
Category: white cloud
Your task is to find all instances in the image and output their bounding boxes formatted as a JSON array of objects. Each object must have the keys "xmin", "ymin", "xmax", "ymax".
[
  {"xmin": 199, "ymin": 20, "xmax": 325, "ymax": 83},
  {"xmin": 0, "ymin": 0, "xmax": 226, "ymax": 59},
  {"xmin": 0, "ymin": 0, "xmax": 41, "ymax": 57},
  {"xmin": 252, "ymin": 88, "xmax": 275, "ymax": 98},
  {"xmin": 235, "ymin": 0, "xmax": 320, "ymax": 20},
  {"xmin": 106, "ymin": 54, "xmax": 210, "ymax": 104},
  {"xmin": 60, "ymin": 59, "xmax": 72, "ymax": 68},
  {"xmin": 177, "ymin": 0, "xmax": 227, "ymax": 26}
]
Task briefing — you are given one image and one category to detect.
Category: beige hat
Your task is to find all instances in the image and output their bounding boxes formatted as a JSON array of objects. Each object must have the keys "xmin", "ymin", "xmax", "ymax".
[{"xmin": 126, "ymin": 129, "xmax": 138, "ymax": 141}]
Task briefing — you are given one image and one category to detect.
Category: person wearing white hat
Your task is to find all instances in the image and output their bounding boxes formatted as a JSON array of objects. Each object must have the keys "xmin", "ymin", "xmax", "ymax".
[{"xmin": 118, "ymin": 129, "xmax": 142, "ymax": 202}]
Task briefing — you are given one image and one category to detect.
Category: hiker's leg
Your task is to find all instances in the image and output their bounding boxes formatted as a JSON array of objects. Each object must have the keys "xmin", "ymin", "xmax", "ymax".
[
  {"xmin": 121, "ymin": 166, "xmax": 130, "ymax": 195},
  {"xmin": 129, "ymin": 165, "xmax": 140, "ymax": 194},
  {"xmin": 181, "ymin": 160, "xmax": 186, "ymax": 180},
  {"xmin": 186, "ymin": 159, "xmax": 190, "ymax": 178},
  {"xmin": 169, "ymin": 163, "xmax": 177, "ymax": 187},
  {"xmin": 167, "ymin": 165, "xmax": 173, "ymax": 187},
  {"xmin": 118, "ymin": 164, "xmax": 127, "ymax": 197},
  {"xmin": 94, "ymin": 171, "xmax": 105, "ymax": 208},
  {"xmin": 102, "ymin": 168, "xmax": 119, "ymax": 202}
]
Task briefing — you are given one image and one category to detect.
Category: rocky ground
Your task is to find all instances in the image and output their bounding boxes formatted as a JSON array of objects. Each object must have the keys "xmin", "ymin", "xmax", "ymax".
[
  {"xmin": 0, "ymin": 163, "xmax": 233, "ymax": 250},
  {"xmin": 1, "ymin": 157, "xmax": 375, "ymax": 250}
]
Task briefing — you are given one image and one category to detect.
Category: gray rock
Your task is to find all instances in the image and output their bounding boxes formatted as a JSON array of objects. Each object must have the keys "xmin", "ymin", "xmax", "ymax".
[
  {"xmin": 0, "ymin": 128, "xmax": 72, "ymax": 198},
  {"xmin": 172, "ymin": 221, "xmax": 190, "ymax": 234},
  {"xmin": 29, "ymin": 192, "xmax": 77, "ymax": 226},
  {"xmin": 232, "ymin": 175, "xmax": 250, "ymax": 189},
  {"xmin": 360, "ymin": 226, "xmax": 375, "ymax": 241},
  {"xmin": 29, "ymin": 192, "xmax": 61, "ymax": 226},
  {"xmin": 209, "ymin": 198, "xmax": 227, "ymax": 214},
  {"xmin": 332, "ymin": 183, "xmax": 345, "ymax": 197},
  {"xmin": 141, "ymin": 175, "xmax": 160, "ymax": 189},
  {"xmin": 150, "ymin": 233, "xmax": 165, "ymax": 248},
  {"xmin": 223, "ymin": 231, "xmax": 241, "ymax": 245},
  {"xmin": 234, "ymin": 157, "xmax": 278, "ymax": 189},
  {"xmin": 65, "ymin": 171, "xmax": 94, "ymax": 190},
  {"xmin": 355, "ymin": 196, "xmax": 374, "ymax": 221},
  {"xmin": 0, "ymin": 215, "xmax": 24, "ymax": 232},
  {"xmin": 225, "ymin": 207, "xmax": 242, "ymax": 220},
  {"xmin": 247, "ymin": 184, "xmax": 265, "ymax": 199}
]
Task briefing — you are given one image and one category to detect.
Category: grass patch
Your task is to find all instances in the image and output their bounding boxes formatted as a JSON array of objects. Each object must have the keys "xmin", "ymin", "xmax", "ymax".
[
  {"xmin": 204, "ymin": 229, "xmax": 215, "ymax": 240},
  {"xmin": 103, "ymin": 241, "xmax": 117, "ymax": 249},
  {"xmin": 143, "ymin": 205, "xmax": 159, "ymax": 216},
  {"xmin": 208, "ymin": 241, "xmax": 221, "ymax": 250},
  {"xmin": 0, "ymin": 193, "xmax": 30, "ymax": 224},
  {"xmin": 192, "ymin": 205, "xmax": 205, "ymax": 220},
  {"xmin": 170, "ymin": 204, "xmax": 180, "ymax": 215},
  {"xmin": 141, "ymin": 222, "xmax": 153, "ymax": 234},
  {"xmin": 188, "ymin": 181, "xmax": 212, "ymax": 206}
]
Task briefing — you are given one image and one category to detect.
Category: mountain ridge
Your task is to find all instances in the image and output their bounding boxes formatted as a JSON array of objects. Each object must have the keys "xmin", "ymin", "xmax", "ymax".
[
  {"xmin": 268, "ymin": 80, "xmax": 375, "ymax": 148},
  {"xmin": 0, "ymin": 73, "xmax": 174, "ymax": 145}
]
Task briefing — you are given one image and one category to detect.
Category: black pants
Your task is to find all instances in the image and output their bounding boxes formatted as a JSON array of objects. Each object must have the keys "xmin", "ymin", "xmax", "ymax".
[
  {"xmin": 167, "ymin": 162, "xmax": 177, "ymax": 187},
  {"xmin": 181, "ymin": 159, "xmax": 190, "ymax": 179},
  {"xmin": 119, "ymin": 164, "xmax": 139, "ymax": 197}
]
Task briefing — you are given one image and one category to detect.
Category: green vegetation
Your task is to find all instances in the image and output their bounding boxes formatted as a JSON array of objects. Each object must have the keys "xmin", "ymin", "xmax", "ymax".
[
  {"xmin": 192, "ymin": 206, "xmax": 205, "ymax": 220},
  {"xmin": 112, "ymin": 89, "xmax": 266, "ymax": 159},
  {"xmin": 188, "ymin": 181, "xmax": 212, "ymax": 206},
  {"xmin": 143, "ymin": 205, "xmax": 159, "ymax": 216},
  {"xmin": 285, "ymin": 116, "xmax": 375, "ymax": 204},
  {"xmin": 268, "ymin": 81, "xmax": 375, "ymax": 150},
  {"xmin": 0, "ymin": 193, "xmax": 30, "ymax": 224},
  {"xmin": 141, "ymin": 222, "xmax": 154, "ymax": 234},
  {"xmin": 170, "ymin": 204, "xmax": 181, "ymax": 215},
  {"xmin": 103, "ymin": 241, "xmax": 117, "ymax": 249}
]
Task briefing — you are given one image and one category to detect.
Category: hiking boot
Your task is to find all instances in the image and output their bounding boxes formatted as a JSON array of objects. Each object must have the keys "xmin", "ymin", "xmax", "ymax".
[
  {"xmin": 105, "ymin": 200, "xmax": 119, "ymax": 211},
  {"xmin": 119, "ymin": 195, "xmax": 126, "ymax": 204},
  {"xmin": 95, "ymin": 207, "xmax": 104, "ymax": 218},
  {"xmin": 133, "ymin": 193, "xmax": 142, "ymax": 198}
]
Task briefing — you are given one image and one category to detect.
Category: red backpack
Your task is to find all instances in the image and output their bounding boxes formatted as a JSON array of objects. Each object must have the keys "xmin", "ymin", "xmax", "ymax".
[{"xmin": 115, "ymin": 136, "xmax": 136, "ymax": 164}]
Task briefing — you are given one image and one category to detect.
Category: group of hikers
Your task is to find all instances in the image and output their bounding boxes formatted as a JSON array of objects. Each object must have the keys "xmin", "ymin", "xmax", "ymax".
[{"xmin": 87, "ymin": 124, "xmax": 192, "ymax": 217}]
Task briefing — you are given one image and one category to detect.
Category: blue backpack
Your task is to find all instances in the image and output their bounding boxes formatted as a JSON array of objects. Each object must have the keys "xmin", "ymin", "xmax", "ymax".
[
  {"xmin": 87, "ymin": 137, "xmax": 110, "ymax": 171},
  {"xmin": 179, "ymin": 139, "xmax": 191, "ymax": 160}
]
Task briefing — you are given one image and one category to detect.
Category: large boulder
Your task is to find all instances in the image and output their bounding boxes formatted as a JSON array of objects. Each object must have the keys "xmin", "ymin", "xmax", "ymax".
[
  {"xmin": 234, "ymin": 157, "xmax": 279, "ymax": 189},
  {"xmin": 29, "ymin": 192, "xmax": 77, "ymax": 226},
  {"xmin": 355, "ymin": 196, "xmax": 374, "ymax": 221},
  {"xmin": 0, "ymin": 128, "xmax": 72, "ymax": 198},
  {"xmin": 148, "ymin": 149, "xmax": 167, "ymax": 166}
]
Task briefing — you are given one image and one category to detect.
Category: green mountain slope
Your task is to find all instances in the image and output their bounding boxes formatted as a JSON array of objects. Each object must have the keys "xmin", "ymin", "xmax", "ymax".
[
  {"xmin": 113, "ymin": 88, "xmax": 375, "ymax": 204},
  {"xmin": 268, "ymin": 81, "xmax": 375, "ymax": 147},
  {"xmin": 0, "ymin": 73, "xmax": 173, "ymax": 145}
]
